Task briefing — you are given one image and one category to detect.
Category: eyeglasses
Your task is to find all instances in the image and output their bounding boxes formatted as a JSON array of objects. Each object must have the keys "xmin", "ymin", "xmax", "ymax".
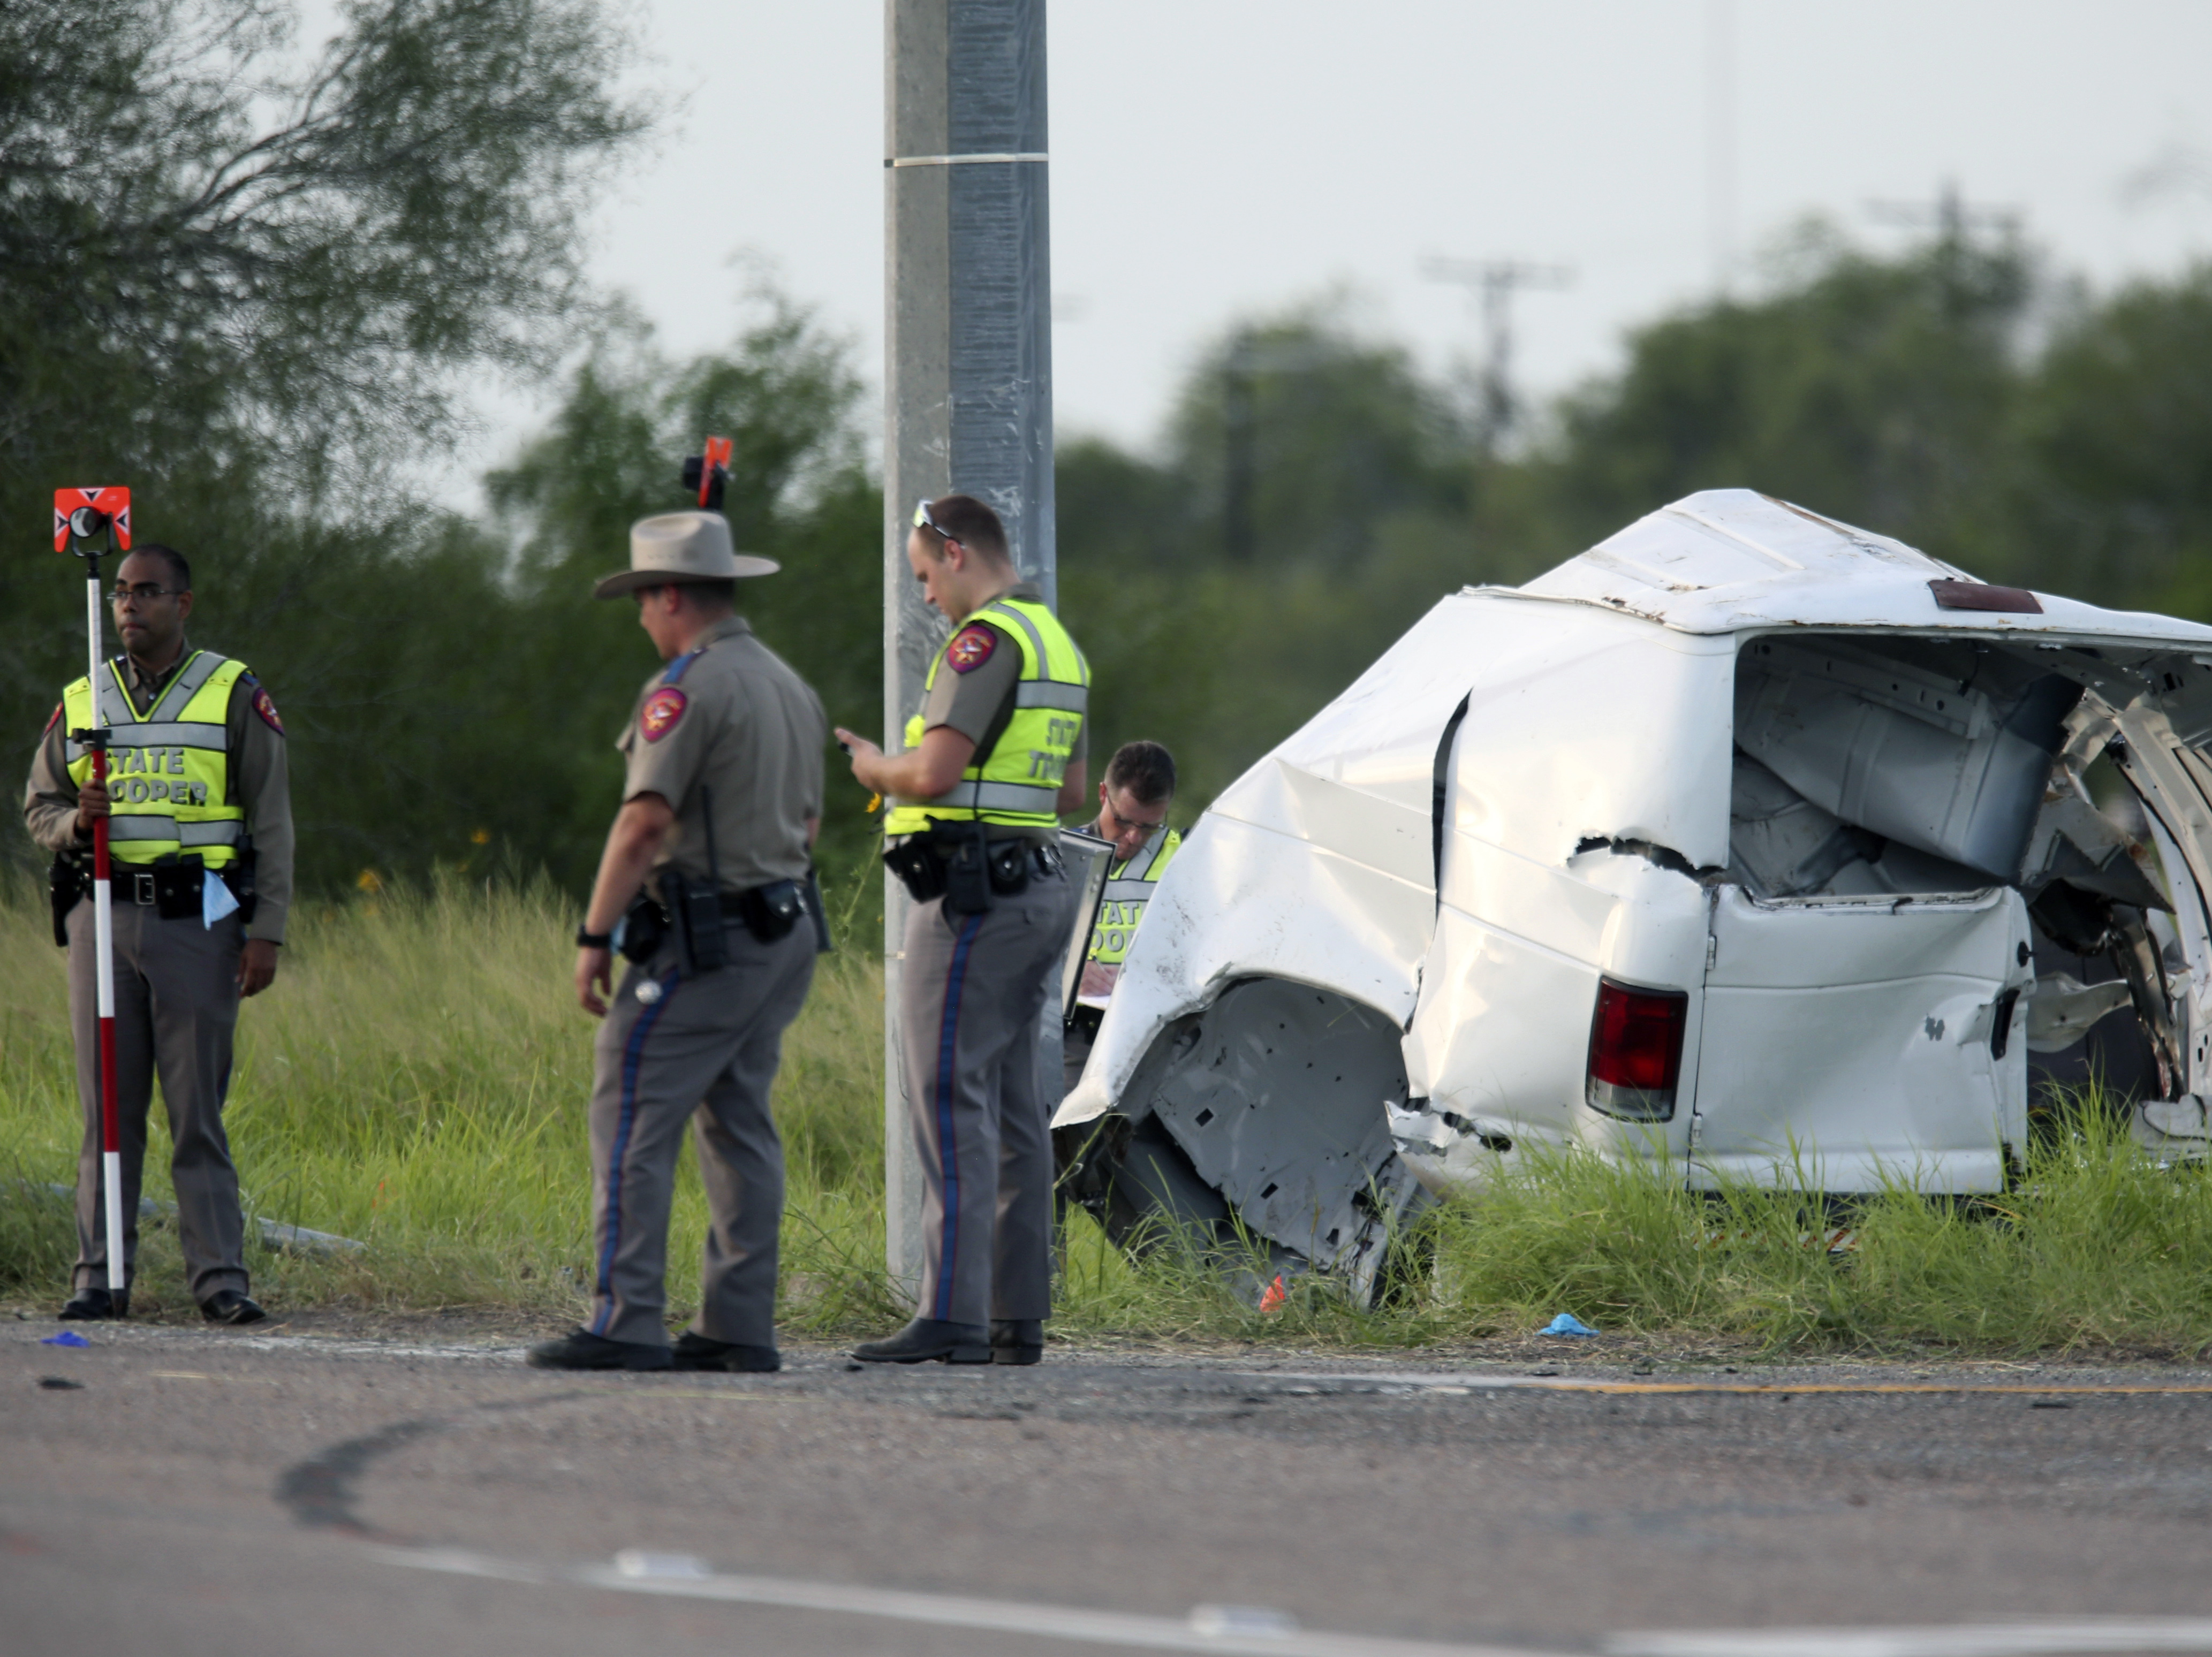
[
  {"xmin": 1107, "ymin": 806, "xmax": 1168, "ymax": 839},
  {"xmin": 110, "ymin": 584, "xmax": 184, "ymax": 604},
  {"xmin": 913, "ymin": 498, "xmax": 963, "ymax": 548}
]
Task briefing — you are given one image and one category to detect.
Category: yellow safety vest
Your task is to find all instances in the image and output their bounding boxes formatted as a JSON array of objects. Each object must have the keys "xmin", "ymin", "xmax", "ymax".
[
  {"xmin": 884, "ymin": 595, "xmax": 1089, "ymax": 835},
  {"xmin": 1087, "ymin": 828, "xmax": 1181, "ymax": 966},
  {"xmin": 62, "ymin": 650, "xmax": 248, "ymax": 868}
]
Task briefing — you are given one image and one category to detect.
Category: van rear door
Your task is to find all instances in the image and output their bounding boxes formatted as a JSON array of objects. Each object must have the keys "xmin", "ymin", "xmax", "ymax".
[{"xmin": 1692, "ymin": 885, "xmax": 2032, "ymax": 1192}]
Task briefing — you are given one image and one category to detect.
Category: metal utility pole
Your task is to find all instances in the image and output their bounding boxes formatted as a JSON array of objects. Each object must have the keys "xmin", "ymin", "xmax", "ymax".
[
  {"xmin": 883, "ymin": 0, "xmax": 1055, "ymax": 1299},
  {"xmin": 1421, "ymin": 256, "xmax": 1572, "ymax": 452},
  {"xmin": 1706, "ymin": 0, "xmax": 1736, "ymax": 293},
  {"xmin": 1864, "ymin": 180, "xmax": 2021, "ymax": 317},
  {"xmin": 1865, "ymin": 179, "xmax": 2020, "ymax": 249}
]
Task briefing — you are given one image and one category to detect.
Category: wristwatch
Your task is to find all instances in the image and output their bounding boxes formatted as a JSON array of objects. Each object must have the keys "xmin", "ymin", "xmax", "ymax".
[{"xmin": 575, "ymin": 924, "xmax": 613, "ymax": 949}]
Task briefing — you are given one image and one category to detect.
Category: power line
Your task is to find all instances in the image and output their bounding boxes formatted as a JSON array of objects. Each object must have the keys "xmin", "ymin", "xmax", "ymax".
[
  {"xmin": 1863, "ymin": 179, "xmax": 2021, "ymax": 246},
  {"xmin": 1421, "ymin": 256, "xmax": 1573, "ymax": 452}
]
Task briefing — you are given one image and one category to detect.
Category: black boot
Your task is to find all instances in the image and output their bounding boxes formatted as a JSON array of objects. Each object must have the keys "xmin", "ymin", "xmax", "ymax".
[
  {"xmin": 991, "ymin": 1319, "xmax": 1043, "ymax": 1366},
  {"xmin": 671, "ymin": 1331, "xmax": 780, "ymax": 1373},
  {"xmin": 200, "ymin": 1290, "xmax": 267, "ymax": 1326},
  {"xmin": 851, "ymin": 1317, "xmax": 992, "ymax": 1364},
  {"xmin": 526, "ymin": 1328, "xmax": 672, "ymax": 1371},
  {"xmin": 59, "ymin": 1286, "xmax": 127, "ymax": 1321}
]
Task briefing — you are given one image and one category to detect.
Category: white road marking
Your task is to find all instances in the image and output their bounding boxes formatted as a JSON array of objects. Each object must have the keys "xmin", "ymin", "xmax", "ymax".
[
  {"xmin": 1610, "ymin": 1622, "xmax": 2212, "ymax": 1657},
  {"xmin": 375, "ymin": 1543, "xmax": 1550, "ymax": 1657},
  {"xmin": 1237, "ymin": 1371, "xmax": 2212, "ymax": 1397},
  {"xmin": 376, "ymin": 1545, "xmax": 2212, "ymax": 1657}
]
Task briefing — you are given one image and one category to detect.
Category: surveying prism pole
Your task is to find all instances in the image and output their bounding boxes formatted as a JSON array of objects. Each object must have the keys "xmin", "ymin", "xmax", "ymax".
[{"xmin": 54, "ymin": 486, "xmax": 132, "ymax": 1310}]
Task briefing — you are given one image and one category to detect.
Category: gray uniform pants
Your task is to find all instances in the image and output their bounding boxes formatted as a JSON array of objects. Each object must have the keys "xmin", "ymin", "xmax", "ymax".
[
  {"xmin": 586, "ymin": 921, "xmax": 815, "ymax": 1349},
  {"xmin": 899, "ymin": 867, "xmax": 1075, "ymax": 1328},
  {"xmin": 65, "ymin": 896, "xmax": 248, "ymax": 1302}
]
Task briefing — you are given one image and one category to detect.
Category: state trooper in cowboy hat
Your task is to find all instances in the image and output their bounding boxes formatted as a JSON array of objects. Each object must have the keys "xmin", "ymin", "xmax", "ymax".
[{"xmin": 532, "ymin": 509, "xmax": 829, "ymax": 1372}]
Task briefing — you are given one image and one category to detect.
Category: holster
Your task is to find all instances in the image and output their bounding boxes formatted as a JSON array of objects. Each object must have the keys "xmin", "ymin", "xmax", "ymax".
[
  {"xmin": 48, "ymin": 852, "xmax": 90, "ymax": 947},
  {"xmin": 616, "ymin": 888, "xmax": 671, "ymax": 963},
  {"xmin": 804, "ymin": 867, "xmax": 833, "ymax": 954},
  {"xmin": 940, "ymin": 821, "xmax": 994, "ymax": 915},
  {"xmin": 228, "ymin": 846, "xmax": 260, "ymax": 926},
  {"xmin": 662, "ymin": 870, "xmax": 730, "ymax": 974},
  {"xmin": 884, "ymin": 838, "xmax": 950, "ymax": 904}
]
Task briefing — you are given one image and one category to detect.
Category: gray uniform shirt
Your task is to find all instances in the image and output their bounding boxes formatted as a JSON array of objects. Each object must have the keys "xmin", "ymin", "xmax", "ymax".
[
  {"xmin": 618, "ymin": 614, "xmax": 827, "ymax": 893},
  {"xmin": 22, "ymin": 642, "xmax": 296, "ymax": 945}
]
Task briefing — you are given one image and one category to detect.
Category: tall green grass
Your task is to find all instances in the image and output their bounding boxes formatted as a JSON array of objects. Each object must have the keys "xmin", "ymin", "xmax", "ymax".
[{"xmin": 5, "ymin": 880, "xmax": 2212, "ymax": 1356}]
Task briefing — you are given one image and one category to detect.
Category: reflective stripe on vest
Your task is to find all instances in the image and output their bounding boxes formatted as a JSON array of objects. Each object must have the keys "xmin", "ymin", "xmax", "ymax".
[
  {"xmin": 1087, "ymin": 827, "xmax": 1181, "ymax": 966},
  {"xmin": 884, "ymin": 595, "xmax": 1089, "ymax": 834},
  {"xmin": 62, "ymin": 650, "xmax": 248, "ymax": 867}
]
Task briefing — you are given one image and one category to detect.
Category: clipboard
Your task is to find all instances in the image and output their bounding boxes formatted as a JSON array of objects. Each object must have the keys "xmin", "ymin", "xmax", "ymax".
[{"xmin": 1057, "ymin": 826, "xmax": 1116, "ymax": 1024}]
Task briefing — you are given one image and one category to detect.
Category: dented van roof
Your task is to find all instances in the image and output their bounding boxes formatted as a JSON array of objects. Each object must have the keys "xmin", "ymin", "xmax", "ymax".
[{"xmin": 1507, "ymin": 489, "xmax": 2212, "ymax": 645}]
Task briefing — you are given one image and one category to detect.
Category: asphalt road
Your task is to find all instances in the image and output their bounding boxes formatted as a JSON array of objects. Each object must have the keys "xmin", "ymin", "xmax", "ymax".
[{"xmin": 7, "ymin": 1320, "xmax": 2212, "ymax": 1657}]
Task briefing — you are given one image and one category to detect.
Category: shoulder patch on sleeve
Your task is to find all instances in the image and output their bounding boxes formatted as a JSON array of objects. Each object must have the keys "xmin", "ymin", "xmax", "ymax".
[
  {"xmin": 640, "ymin": 686, "xmax": 688, "ymax": 742},
  {"xmin": 250, "ymin": 685, "xmax": 285, "ymax": 735},
  {"xmin": 946, "ymin": 624, "xmax": 998, "ymax": 674}
]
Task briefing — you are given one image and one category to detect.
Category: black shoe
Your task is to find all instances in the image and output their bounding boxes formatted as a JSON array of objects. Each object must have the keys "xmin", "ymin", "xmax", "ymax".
[
  {"xmin": 59, "ymin": 1287, "xmax": 127, "ymax": 1321},
  {"xmin": 991, "ymin": 1318, "xmax": 1044, "ymax": 1366},
  {"xmin": 526, "ymin": 1328, "xmax": 672, "ymax": 1371},
  {"xmin": 670, "ymin": 1332, "xmax": 781, "ymax": 1373},
  {"xmin": 850, "ymin": 1317, "xmax": 992, "ymax": 1365},
  {"xmin": 199, "ymin": 1290, "xmax": 267, "ymax": 1326}
]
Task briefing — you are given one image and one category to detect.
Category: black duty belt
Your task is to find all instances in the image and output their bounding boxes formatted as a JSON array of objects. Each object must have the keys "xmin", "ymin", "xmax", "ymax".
[{"xmin": 884, "ymin": 831, "xmax": 1064, "ymax": 909}]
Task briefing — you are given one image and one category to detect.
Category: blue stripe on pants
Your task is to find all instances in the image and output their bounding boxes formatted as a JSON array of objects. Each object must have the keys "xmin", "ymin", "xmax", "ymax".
[
  {"xmin": 591, "ymin": 970, "xmax": 678, "ymax": 1335},
  {"xmin": 931, "ymin": 912, "xmax": 987, "ymax": 1322}
]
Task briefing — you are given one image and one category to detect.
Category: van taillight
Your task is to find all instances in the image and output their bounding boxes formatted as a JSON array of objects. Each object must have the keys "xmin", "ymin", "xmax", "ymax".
[{"xmin": 1586, "ymin": 978, "xmax": 1688, "ymax": 1122}]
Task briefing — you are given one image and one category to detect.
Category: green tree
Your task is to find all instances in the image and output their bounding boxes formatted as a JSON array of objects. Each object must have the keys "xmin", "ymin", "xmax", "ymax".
[
  {"xmin": 1, "ymin": 0, "xmax": 647, "ymax": 886},
  {"xmin": 482, "ymin": 301, "xmax": 882, "ymax": 892},
  {"xmin": 1539, "ymin": 223, "xmax": 2033, "ymax": 560},
  {"xmin": 2000, "ymin": 268, "xmax": 2212, "ymax": 610}
]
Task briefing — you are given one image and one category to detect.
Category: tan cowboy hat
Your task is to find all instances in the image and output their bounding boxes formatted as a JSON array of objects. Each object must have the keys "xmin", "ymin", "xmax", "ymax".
[{"xmin": 592, "ymin": 511, "xmax": 780, "ymax": 599}]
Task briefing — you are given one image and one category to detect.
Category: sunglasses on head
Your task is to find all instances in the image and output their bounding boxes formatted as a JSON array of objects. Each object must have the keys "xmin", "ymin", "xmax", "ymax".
[{"xmin": 913, "ymin": 498, "xmax": 961, "ymax": 546}]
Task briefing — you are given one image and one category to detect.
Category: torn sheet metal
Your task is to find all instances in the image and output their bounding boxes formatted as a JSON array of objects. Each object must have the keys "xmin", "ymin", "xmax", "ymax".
[
  {"xmin": 1058, "ymin": 488, "xmax": 2212, "ymax": 1292},
  {"xmin": 2027, "ymin": 975, "xmax": 2135, "ymax": 1052}
]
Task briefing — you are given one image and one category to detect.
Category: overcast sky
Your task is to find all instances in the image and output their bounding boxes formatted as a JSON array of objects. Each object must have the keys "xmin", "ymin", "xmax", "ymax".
[{"xmin": 412, "ymin": 1, "xmax": 2212, "ymax": 500}]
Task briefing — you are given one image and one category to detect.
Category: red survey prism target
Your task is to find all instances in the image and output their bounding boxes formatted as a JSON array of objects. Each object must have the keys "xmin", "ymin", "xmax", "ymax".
[{"xmin": 53, "ymin": 485, "xmax": 132, "ymax": 551}]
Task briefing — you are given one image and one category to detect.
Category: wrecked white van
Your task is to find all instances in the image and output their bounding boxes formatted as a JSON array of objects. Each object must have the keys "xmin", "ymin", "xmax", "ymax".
[{"xmin": 1052, "ymin": 489, "xmax": 2212, "ymax": 1295}]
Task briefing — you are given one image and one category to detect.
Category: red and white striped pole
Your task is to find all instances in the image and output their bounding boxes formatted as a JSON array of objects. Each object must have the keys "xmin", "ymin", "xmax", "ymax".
[{"xmin": 56, "ymin": 487, "xmax": 131, "ymax": 1313}]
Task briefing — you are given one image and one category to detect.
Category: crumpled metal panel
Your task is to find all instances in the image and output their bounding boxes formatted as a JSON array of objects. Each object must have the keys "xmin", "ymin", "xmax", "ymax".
[
  {"xmin": 1055, "ymin": 594, "xmax": 1493, "ymax": 1131},
  {"xmin": 1517, "ymin": 489, "xmax": 2212, "ymax": 647},
  {"xmin": 1133, "ymin": 978, "xmax": 1427, "ymax": 1287},
  {"xmin": 1429, "ymin": 601, "xmax": 1737, "ymax": 872}
]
